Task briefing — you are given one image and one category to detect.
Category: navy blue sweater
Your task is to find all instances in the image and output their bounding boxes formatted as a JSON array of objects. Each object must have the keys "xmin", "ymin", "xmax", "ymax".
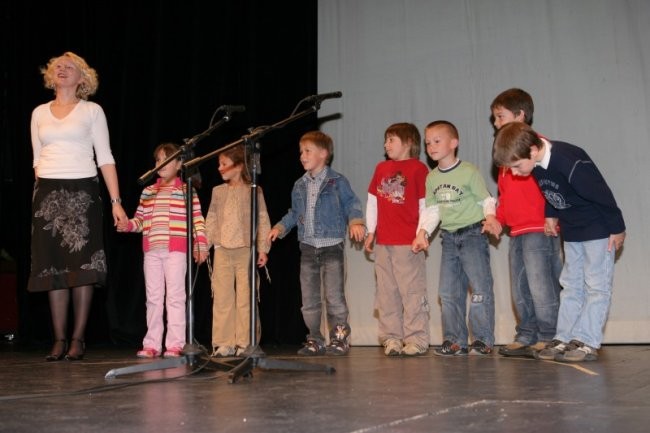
[{"xmin": 533, "ymin": 141, "xmax": 625, "ymax": 242}]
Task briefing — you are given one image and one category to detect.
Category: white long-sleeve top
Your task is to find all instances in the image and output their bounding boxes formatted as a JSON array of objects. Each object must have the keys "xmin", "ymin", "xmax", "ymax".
[
  {"xmin": 366, "ymin": 193, "xmax": 426, "ymax": 235},
  {"xmin": 31, "ymin": 99, "xmax": 116, "ymax": 179}
]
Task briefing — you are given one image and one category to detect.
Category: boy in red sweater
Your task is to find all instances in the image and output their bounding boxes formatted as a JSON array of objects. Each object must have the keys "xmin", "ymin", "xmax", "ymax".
[{"xmin": 483, "ymin": 89, "xmax": 562, "ymax": 357}]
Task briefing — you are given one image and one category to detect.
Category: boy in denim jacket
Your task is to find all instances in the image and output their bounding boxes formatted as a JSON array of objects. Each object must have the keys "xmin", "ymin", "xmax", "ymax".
[{"xmin": 269, "ymin": 131, "xmax": 365, "ymax": 355}]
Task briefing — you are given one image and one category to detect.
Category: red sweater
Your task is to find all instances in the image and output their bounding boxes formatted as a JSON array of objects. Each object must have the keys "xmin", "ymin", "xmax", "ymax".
[{"xmin": 495, "ymin": 167, "xmax": 547, "ymax": 236}]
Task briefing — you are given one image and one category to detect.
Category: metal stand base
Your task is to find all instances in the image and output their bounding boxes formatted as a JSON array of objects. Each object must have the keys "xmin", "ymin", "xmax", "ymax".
[
  {"xmin": 105, "ymin": 342, "xmax": 202, "ymax": 379},
  {"xmin": 227, "ymin": 345, "xmax": 336, "ymax": 384}
]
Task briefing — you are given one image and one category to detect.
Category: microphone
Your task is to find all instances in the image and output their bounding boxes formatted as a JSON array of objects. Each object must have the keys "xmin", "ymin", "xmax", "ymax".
[
  {"xmin": 305, "ymin": 91, "xmax": 342, "ymax": 102},
  {"xmin": 220, "ymin": 105, "xmax": 246, "ymax": 113}
]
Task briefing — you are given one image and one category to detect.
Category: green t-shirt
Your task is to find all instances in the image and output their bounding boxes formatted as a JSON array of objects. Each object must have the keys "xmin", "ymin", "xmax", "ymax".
[{"xmin": 425, "ymin": 160, "xmax": 491, "ymax": 232}]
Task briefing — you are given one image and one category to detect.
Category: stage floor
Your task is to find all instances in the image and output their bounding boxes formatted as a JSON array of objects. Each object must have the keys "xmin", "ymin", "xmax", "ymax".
[{"xmin": 1, "ymin": 343, "xmax": 649, "ymax": 433}]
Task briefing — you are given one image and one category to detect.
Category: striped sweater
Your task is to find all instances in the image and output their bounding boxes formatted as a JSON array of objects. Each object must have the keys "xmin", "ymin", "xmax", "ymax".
[{"xmin": 126, "ymin": 177, "xmax": 208, "ymax": 253}]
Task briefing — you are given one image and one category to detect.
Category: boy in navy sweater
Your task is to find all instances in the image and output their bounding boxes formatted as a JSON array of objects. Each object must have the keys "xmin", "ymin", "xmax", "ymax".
[{"xmin": 492, "ymin": 122, "xmax": 626, "ymax": 362}]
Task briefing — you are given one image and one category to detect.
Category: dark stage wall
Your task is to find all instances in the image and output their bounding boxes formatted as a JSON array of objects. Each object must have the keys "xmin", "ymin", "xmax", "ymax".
[{"xmin": 0, "ymin": 1, "xmax": 318, "ymax": 347}]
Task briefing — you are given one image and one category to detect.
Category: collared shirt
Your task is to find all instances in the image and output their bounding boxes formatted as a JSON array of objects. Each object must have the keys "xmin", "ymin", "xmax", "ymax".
[
  {"xmin": 537, "ymin": 138, "xmax": 552, "ymax": 169},
  {"xmin": 303, "ymin": 167, "xmax": 342, "ymax": 248}
]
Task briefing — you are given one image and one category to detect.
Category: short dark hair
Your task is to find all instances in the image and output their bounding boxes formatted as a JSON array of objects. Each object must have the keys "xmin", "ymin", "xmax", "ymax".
[
  {"xmin": 300, "ymin": 131, "xmax": 334, "ymax": 164},
  {"xmin": 492, "ymin": 122, "xmax": 542, "ymax": 166},
  {"xmin": 384, "ymin": 123, "xmax": 421, "ymax": 158},
  {"xmin": 490, "ymin": 88, "xmax": 534, "ymax": 125}
]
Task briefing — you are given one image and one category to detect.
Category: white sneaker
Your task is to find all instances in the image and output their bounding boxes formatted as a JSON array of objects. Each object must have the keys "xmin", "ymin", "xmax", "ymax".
[
  {"xmin": 402, "ymin": 342, "xmax": 428, "ymax": 356},
  {"xmin": 384, "ymin": 339, "xmax": 403, "ymax": 356},
  {"xmin": 213, "ymin": 345, "xmax": 236, "ymax": 357}
]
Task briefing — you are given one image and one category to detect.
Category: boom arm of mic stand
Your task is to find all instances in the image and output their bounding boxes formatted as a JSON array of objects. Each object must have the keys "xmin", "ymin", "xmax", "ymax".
[
  {"xmin": 137, "ymin": 115, "xmax": 232, "ymax": 185},
  {"xmin": 183, "ymin": 105, "xmax": 318, "ymax": 173}
]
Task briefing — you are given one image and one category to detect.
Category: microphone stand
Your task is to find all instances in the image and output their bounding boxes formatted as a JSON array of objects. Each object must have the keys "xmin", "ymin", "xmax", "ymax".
[
  {"xmin": 183, "ymin": 98, "xmax": 338, "ymax": 383},
  {"xmin": 106, "ymin": 108, "xmax": 237, "ymax": 379}
]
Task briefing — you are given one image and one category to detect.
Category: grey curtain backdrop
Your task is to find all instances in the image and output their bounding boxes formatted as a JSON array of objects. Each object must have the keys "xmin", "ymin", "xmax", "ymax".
[{"xmin": 317, "ymin": 0, "xmax": 649, "ymax": 345}]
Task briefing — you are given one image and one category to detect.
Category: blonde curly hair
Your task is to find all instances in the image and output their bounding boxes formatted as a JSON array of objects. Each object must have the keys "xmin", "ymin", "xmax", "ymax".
[{"xmin": 41, "ymin": 51, "xmax": 99, "ymax": 100}]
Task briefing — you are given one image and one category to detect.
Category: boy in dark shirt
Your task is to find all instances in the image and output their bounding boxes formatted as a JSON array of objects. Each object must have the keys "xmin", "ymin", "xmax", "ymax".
[{"xmin": 493, "ymin": 122, "xmax": 626, "ymax": 362}]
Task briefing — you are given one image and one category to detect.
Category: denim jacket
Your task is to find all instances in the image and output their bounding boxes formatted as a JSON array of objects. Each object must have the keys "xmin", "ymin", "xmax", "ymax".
[{"xmin": 275, "ymin": 167, "xmax": 364, "ymax": 240}]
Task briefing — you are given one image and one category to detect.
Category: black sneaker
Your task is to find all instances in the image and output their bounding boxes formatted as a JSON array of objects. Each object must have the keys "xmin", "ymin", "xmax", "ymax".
[
  {"xmin": 297, "ymin": 339, "xmax": 326, "ymax": 356},
  {"xmin": 469, "ymin": 340, "xmax": 492, "ymax": 355},
  {"xmin": 433, "ymin": 340, "xmax": 468, "ymax": 356}
]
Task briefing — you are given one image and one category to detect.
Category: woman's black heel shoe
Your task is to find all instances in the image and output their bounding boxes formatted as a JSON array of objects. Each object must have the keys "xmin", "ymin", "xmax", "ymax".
[
  {"xmin": 45, "ymin": 339, "xmax": 68, "ymax": 362},
  {"xmin": 65, "ymin": 338, "xmax": 85, "ymax": 361}
]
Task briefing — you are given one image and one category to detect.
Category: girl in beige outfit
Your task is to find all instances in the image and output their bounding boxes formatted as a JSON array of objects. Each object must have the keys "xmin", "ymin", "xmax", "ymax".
[{"xmin": 205, "ymin": 144, "xmax": 271, "ymax": 357}]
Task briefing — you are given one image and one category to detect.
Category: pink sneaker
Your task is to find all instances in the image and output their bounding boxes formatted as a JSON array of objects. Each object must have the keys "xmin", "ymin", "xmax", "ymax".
[
  {"xmin": 163, "ymin": 347, "xmax": 183, "ymax": 358},
  {"xmin": 136, "ymin": 347, "xmax": 160, "ymax": 358}
]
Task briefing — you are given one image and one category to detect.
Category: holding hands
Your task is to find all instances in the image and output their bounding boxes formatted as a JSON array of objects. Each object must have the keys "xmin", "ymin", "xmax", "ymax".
[
  {"xmin": 349, "ymin": 223, "xmax": 366, "ymax": 243},
  {"xmin": 112, "ymin": 204, "xmax": 128, "ymax": 229},
  {"xmin": 481, "ymin": 217, "xmax": 503, "ymax": 239},
  {"xmin": 411, "ymin": 229, "xmax": 429, "ymax": 253},
  {"xmin": 116, "ymin": 218, "xmax": 129, "ymax": 232},
  {"xmin": 267, "ymin": 227, "xmax": 281, "ymax": 243}
]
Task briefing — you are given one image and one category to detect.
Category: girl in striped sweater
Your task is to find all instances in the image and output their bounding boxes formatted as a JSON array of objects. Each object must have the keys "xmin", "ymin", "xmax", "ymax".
[{"xmin": 118, "ymin": 142, "xmax": 208, "ymax": 358}]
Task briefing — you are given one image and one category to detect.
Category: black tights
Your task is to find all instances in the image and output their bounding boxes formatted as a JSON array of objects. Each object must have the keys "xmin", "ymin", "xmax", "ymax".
[{"xmin": 48, "ymin": 285, "xmax": 93, "ymax": 342}]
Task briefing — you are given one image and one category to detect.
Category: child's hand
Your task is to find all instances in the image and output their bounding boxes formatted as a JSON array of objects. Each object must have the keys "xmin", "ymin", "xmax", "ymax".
[
  {"xmin": 411, "ymin": 230, "xmax": 429, "ymax": 253},
  {"xmin": 481, "ymin": 217, "xmax": 502, "ymax": 239},
  {"xmin": 608, "ymin": 231, "xmax": 626, "ymax": 252},
  {"xmin": 349, "ymin": 224, "xmax": 366, "ymax": 243},
  {"xmin": 257, "ymin": 252, "xmax": 268, "ymax": 267},
  {"xmin": 268, "ymin": 227, "xmax": 280, "ymax": 242},
  {"xmin": 116, "ymin": 220, "xmax": 128, "ymax": 232},
  {"xmin": 364, "ymin": 232, "xmax": 375, "ymax": 253},
  {"xmin": 544, "ymin": 217, "xmax": 559, "ymax": 237},
  {"xmin": 194, "ymin": 250, "xmax": 209, "ymax": 264}
]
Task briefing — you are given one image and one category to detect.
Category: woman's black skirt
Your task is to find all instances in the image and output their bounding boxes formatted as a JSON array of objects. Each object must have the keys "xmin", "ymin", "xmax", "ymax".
[{"xmin": 28, "ymin": 177, "xmax": 107, "ymax": 292}]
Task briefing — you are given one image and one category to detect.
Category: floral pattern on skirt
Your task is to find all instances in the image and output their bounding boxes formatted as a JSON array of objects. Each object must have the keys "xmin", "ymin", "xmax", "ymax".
[{"xmin": 28, "ymin": 177, "xmax": 107, "ymax": 292}]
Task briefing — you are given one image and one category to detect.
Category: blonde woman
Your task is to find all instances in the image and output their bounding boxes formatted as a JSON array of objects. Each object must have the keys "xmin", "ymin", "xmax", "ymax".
[{"xmin": 29, "ymin": 52, "xmax": 127, "ymax": 361}]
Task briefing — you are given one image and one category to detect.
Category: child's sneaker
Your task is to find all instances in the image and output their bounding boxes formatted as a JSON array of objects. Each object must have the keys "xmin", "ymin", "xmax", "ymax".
[
  {"xmin": 136, "ymin": 347, "xmax": 160, "ymax": 359},
  {"xmin": 297, "ymin": 339, "xmax": 326, "ymax": 356},
  {"xmin": 433, "ymin": 340, "xmax": 468, "ymax": 356},
  {"xmin": 537, "ymin": 339, "xmax": 573, "ymax": 360},
  {"xmin": 525, "ymin": 341, "xmax": 548, "ymax": 357},
  {"xmin": 325, "ymin": 339, "xmax": 350, "ymax": 356},
  {"xmin": 384, "ymin": 338, "xmax": 403, "ymax": 356},
  {"xmin": 498, "ymin": 341, "xmax": 528, "ymax": 357},
  {"xmin": 469, "ymin": 340, "xmax": 492, "ymax": 355},
  {"xmin": 555, "ymin": 340, "xmax": 598, "ymax": 362},
  {"xmin": 212, "ymin": 345, "xmax": 236, "ymax": 357},
  {"xmin": 402, "ymin": 342, "xmax": 428, "ymax": 356},
  {"xmin": 163, "ymin": 347, "xmax": 183, "ymax": 358}
]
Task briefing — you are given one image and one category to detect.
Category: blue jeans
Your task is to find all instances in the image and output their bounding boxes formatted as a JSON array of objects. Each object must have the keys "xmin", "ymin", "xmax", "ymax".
[
  {"xmin": 555, "ymin": 239, "xmax": 614, "ymax": 348},
  {"xmin": 509, "ymin": 233, "xmax": 562, "ymax": 344},
  {"xmin": 299, "ymin": 242, "xmax": 349, "ymax": 343},
  {"xmin": 438, "ymin": 223, "xmax": 495, "ymax": 347}
]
